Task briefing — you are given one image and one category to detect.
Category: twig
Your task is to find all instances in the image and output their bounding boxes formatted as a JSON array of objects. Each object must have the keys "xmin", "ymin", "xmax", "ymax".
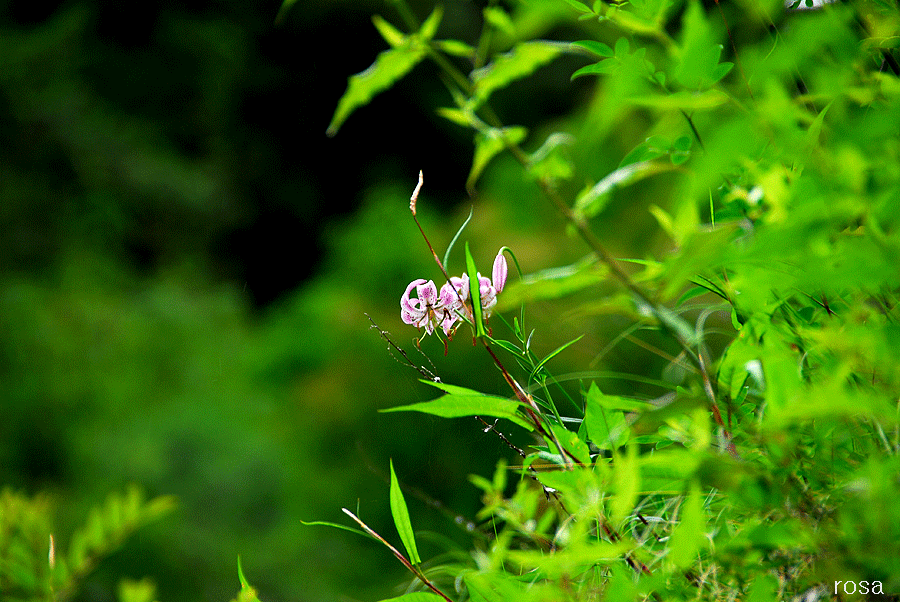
[{"xmin": 342, "ymin": 508, "xmax": 454, "ymax": 602}]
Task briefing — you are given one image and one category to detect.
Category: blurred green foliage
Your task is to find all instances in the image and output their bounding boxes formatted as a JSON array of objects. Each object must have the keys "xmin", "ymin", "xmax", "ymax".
[{"xmin": 3, "ymin": 0, "xmax": 900, "ymax": 601}]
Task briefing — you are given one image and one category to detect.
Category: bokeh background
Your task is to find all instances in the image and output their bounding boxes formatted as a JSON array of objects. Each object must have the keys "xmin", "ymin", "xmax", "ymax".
[{"xmin": 0, "ymin": 0, "xmax": 682, "ymax": 600}]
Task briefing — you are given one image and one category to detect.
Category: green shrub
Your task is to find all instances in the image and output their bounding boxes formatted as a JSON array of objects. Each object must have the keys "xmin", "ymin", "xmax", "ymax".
[{"xmin": 306, "ymin": 0, "xmax": 900, "ymax": 600}]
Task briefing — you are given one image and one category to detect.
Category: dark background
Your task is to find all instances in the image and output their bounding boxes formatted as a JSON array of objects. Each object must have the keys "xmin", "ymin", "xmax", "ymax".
[{"xmin": 0, "ymin": 0, "xmax": 632, "ymax": 600}]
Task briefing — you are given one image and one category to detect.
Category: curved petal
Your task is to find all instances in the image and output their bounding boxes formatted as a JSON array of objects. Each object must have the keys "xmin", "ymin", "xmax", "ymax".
[
  {"xmin": 401, "ymin": 279, "xmax": 427, "ymax": 312},
  {"xmin": 417, "ymin": 280, "xmax": 439, "ymax": 307}
]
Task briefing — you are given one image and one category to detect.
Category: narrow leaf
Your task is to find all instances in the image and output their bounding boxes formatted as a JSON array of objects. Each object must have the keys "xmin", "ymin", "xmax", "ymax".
[
  {"xmin": 465, "ymin": 242, "xmax": 486, "ymax": 337},
  {"xmin": 443, "ymin": 206, "xmax": 474, "ymax": 270},
  {"xmin": 299, "ymin": 519, "xmax": 368, "ymax": 538},
  {"xmin": 389, "ymin": 459, "xmax": 421, "ymax": 565},
  {"xmin": 529, "ymin": 335, "xmax": 584, "ymax": 381},
  {"xmin": 372, "ymin": 15, "xmax": 406, "ymax": 48}
]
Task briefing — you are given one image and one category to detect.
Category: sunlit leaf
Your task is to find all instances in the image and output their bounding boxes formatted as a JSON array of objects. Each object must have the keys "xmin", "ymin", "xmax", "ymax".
[
  {"xmin": 381, "ymin": 381, "xmax": 533, "ymax": 431},
  {"xmin": 497, "ymin": 256, "xmax": 608, "ymax": 309},
  {"xmin": 326, "ymin": 43, "xmax": 427, "ymax": 136},
  {"xmin": 667, "ymin": 480, "xmax": 705, "ymax": 569},
  {"xmin": 571, "ymin": 40, "xmax": 613, "ymax": 58},
  {"xmin": 327, "ymin": 8, "xmax": 443, "ymax": 136},
  {"xmin": 574, "ymin": 161, "xmax": 676, "ymax": 220},
  {"xmin": 470, "ymin": 41, "xmax": 565, "ymax": 108}
]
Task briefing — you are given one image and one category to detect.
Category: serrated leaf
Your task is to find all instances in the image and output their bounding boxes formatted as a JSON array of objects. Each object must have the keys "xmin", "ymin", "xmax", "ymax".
[
  {"xmin": 470, "ymin": 41, "xmax": 564, "ymax": 107},
  {"xmin": 389, "ymin": 460, "xmax": 421, "ymax": 565},
  {"xmin": 468, "ymin": 126, "xmax": 527, "ymax": 190},
  {"xmin": 327, "ymin": 42, "xmax": 427, "ymax": 136}
]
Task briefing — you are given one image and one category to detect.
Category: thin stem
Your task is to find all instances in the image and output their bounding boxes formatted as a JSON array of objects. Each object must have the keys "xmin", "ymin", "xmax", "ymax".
[{"xmin": 342, "ymin": 508, "xmax": 454, "ymax": 602}]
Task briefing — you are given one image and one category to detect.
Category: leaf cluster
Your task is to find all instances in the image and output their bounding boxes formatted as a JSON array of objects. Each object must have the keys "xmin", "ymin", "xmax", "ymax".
[
  {"xmin": 0, "ymin": 486, "xmax": 175, "ymax": 602},
  {"xmin": 304, "ymin": 0, "xmax": 900, "ymax": 600}
]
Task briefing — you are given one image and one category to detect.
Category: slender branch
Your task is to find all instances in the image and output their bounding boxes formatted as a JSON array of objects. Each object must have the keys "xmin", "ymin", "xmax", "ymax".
[{"xmin": 342, "ymin": 508, "xmax": 454, "ymax": 602}]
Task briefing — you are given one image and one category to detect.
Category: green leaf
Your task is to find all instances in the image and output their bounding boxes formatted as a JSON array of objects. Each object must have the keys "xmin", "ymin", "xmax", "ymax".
[
  {"xmin": 619, "ymin": 135, "xmax": 671, "ymax": 168},
  {"xmin": 571, "ymin": 61, "xmax": 619, "ymax": 79},
  {"xmin": 379, "ymin": 594, "xmax": 446, "ymax": 602},
  {"xmin": 507, "ymin": 541, "xmax": 631, "ymax": 578},
  {"xmin": 470, "ymin": 41, "xmax": 565, "ymax": 108},
  {"xmin": 327, "ymin": 8, "xmax": 443, "ymax": 136},
  {"xmin": 497, "ymin": 256, "xmax": 608, "ymax": 309},
  {"xmin": 434, "ymin": 39, "xmax": 475, "ymax": 58},
  {"xmin": 443, "ymin": 206, "xmax": 474, "ymax": 270},
  {"xmin": 673, "ymin": 1, "xmax": 732, "ymax": 89},
  {"xmin": 561, "ymin": 0, "xmax": 594, "ymax": 14},
  {"xmin": 667, "ymin": 480, "xmax": 705, "ymax": 569},
  {"xmin": 118, "ymin": 578, "xmax": 157, "ymax": 602},
  {"xmin": 389, "ymin": 459, "xmax": 421, "ymax": 565},
  {"xmin": 468, "ymin": 126, "xmax": 528, "ymax": 190},
  {"xmin": 574, "ymin": 161, "xmax": 676, "ymax": 220},
  {"xmin": 583, "ymin": 383, "xmax": 635, "ymax": 449},
  {"xmin": 611, "ymin": 442, "xmax": 640, "ymax": 523},
  {"xmin": 627, "ymin": 89, "xmax": 729, "ymax": 110},
  {"xmin": 746, "ymin": 574, "xmax": 780, "ymax": 602},
  {"xmin": 381, "ymin": 381, "xmax": 533, "ymax": 431},
  {"xmin": 571, "ymin": 40, "xmax": 614, "ymax": 58},
  {"xmin": 299, "ymin": 519, "xmax": 368, "ymax": 538},
  {"xmin": 549, "ymin": 422, "xmax": 591, "ymax": 465},
  {"xmin": 419, "ymin": 6, "xmax": 443, "ymax": 40},
  {"xmin": 529, "ymin": 335, "xmax": 584, "ymax": 381},
  {"xmin": 483, "ymin": 6, "xmax": 515, "ymax": 37},
  {"xmin": 232, "ymin": 556, "xmax": 262, "ymax": 602},
  {"xmin": 465, "ymin": 242, "xmax": 486, "ymax": 337},
  {"xmin": 326, "ymin": 43, "xmax": 427, "ymax": 136},
  {"xmin": 435, "ymin": 107, "xmax": 473, "ymax": 128},
  {"xmin": 372, "ymin": 15, "xmax": 406, "ymax": 48}
]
